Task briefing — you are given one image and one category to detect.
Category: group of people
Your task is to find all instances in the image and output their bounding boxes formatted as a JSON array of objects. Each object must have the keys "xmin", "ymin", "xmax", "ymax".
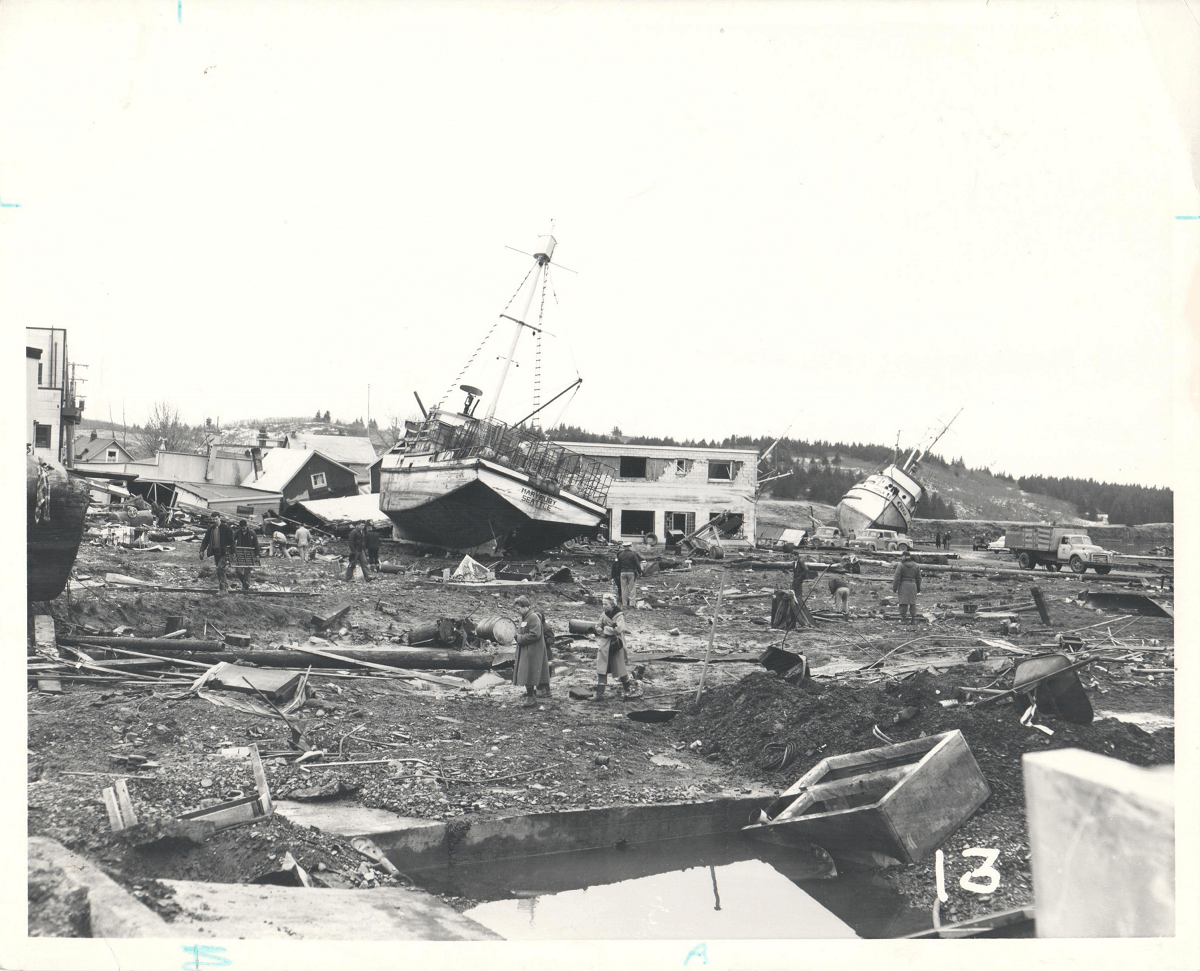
[
  {"xmin": 270, "ymin": 524, "xmax": 314, "ymax": 560},
  {"xmin": 344, "ymin": 521, "xmax": 382, "ymax": 580},
  {"xmin": 787, "ymin": 547, "xmax": 923, "ymax": 624},
  {"xmin": 934, "ymin": 530, "xmax": 953, "ymax": 549},
  {"xmin": 510, "ymin": 545, "xmax": 647, "ymax": 707}
]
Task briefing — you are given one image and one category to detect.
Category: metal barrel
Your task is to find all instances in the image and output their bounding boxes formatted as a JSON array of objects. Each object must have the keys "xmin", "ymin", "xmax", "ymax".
[
  {"xmin": 568, "ymin": 619, "xmax": 597, "ymax": 635},
  {"xmin": 474, "ymin": 615, "xmax": 518, "ymax": 645}
]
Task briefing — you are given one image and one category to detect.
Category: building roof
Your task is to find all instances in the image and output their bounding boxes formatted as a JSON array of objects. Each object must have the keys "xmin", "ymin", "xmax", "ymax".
[
  {"xmin": 73, "ymin": 435, "xmax": 132, "ymax": 463},
  {"xmin": 242, "ymin": 447, "xmax": 358, "ymax": 494},
  {"xmin": 295, "ymin": 494, "xmax": 393, "ymax": 529},
  {"xmin": 174, "ymin": 481, "xmax": 283, "ymax": 502},
  {"xmin": 551, "ymin": 441, "xmax": 759, "ymax": 459},
  {"xmin": 286, "ymin": 433, "xmax": 379, "ymax": 467}
]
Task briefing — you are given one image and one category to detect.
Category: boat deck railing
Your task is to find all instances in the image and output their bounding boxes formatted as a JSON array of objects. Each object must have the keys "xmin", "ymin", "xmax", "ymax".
[{"xmin": 407, "ymin": 415, "xmax": 613, "ymax": 506}]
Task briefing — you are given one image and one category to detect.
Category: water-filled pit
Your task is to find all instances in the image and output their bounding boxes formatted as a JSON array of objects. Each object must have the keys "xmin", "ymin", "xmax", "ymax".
[{"xmin": 407, "ymin": 832, "xmax": 933, "ymax": 939}]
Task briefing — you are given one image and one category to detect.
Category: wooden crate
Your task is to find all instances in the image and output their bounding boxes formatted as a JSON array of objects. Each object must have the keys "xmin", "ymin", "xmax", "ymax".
[
  {"xmin": 743, "ymin": 730, "xmax": 989, "ymax": 864},
  {"xmin": 230, "ymin": 545, "xmax": 261, "ymax": 568}
]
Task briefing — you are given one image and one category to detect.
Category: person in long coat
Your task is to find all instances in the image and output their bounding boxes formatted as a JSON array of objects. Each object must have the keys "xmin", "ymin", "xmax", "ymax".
[
  {"xmin": 199, "ymin": 513, "xmax": 235, "ymax": 593},
  {"xmin": 591, "ymin": 593, "xmax": 641, "ymax": 701},
  {"xmin": 512, "ymin": 595, "xmax": 551, "ymax": 705},
  {"xmin": 892, "ymin": 549, "xmax": 923, "ymax": 625}
]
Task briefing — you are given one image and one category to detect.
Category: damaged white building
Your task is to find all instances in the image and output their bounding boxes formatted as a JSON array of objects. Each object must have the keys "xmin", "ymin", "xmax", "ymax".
[{"xmin": 552, "ymin": 442, "xmax": 758, "ymax": 545}]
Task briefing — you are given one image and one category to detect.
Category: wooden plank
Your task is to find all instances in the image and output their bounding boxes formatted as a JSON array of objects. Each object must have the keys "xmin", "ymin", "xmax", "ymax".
[
  {"xmin": 287, "ymin": 644, "xmax": 468, "ymax": 687},
  {"xmin": 33, "ymin": 615, "xmax": 57, "ymax": 655},
  {"xmin": 61, "ymin": 635, "xmax": 226, "ymax": 653},
  {"xmin": 1031, "ymin": 586, "xmax": 1053, "ymax": 626},
  {"xmin": 250, "ymin": 744, "xmax": 272, "ymax": 815},
  {"xmin": 102, "ymin": 787, "xmax": 124, "ymax": 831},
  {"xmin": 211, "ymin": 664, "xmax": 302, "ymax": 701},
  {"xmin": 36, "ymin": 679, "xmax": 62, "ymax": 694},
  {"xmin": 309, "ymin": 602, "xmax": 352, "ymax": 631},
  {"xmin": 114, "ymin": 779, "xmax": 138, "ymax": 827},
  {"xmin": 179, "ymin": 799, "xmax": 262, "ymax": 828}
]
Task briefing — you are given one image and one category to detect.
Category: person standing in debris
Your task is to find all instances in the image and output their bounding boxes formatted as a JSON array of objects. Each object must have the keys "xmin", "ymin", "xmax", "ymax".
[
  {"xmin": 232, "ymin": 519, "xmax": 259, "ymax": 590},
  {"xmin": 344, "ymin": 522, "xmax": 372, "ymax": 582},
  {"xmin": 295, "ymin": 524, "xmax": 312, "ymax": 561},
  {"xmin": 935, "ymin": 530, "xmax": 942, "ymax": 550},
  {"xmin": 199, "ymin": 513, "xmax": 235, "ymax": 594},
  {"xmin": 892, "ymin": 549, "xmax": 922, "ymax": 625},
  {"xmin": 364, "ymin": 522, "xmax": 381, "ymax": 571},
  {"xmin": 615, "ymin": 542, "xmax": 643, "ymax": 607},
  {"xmin": 512, "ymin": 595, "xmax": 551, "ymax": 706},
  {"xmin": 791, "ymin": 553, "xmax": 813, "ymax": 603},
  {"xmin": 943, "ymin": 531, "xmax": 952, "ymax": 549},
  {"xmin": 271, "ymin": 530, "xmax": 289, "ymax": 557},
  {"xmin": 591, "ymin": 593, "xmax": 640, "ymax": 701}
]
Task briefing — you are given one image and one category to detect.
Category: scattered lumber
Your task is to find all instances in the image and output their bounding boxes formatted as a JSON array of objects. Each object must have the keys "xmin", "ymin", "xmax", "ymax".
[
  {"xmin": 286, "ymin": 644, "xmax": 470, "ymax": 687},
  {"xmin": 309, "ymin": 603, "xmax": 352, "ymax": 632},
  {"xmin": 226, "ymin": 646, "xmax": 493, "ymax": 671},
  {"xmin": 59, "ymin": 635, "xmax": 226, "ymax": 653}
]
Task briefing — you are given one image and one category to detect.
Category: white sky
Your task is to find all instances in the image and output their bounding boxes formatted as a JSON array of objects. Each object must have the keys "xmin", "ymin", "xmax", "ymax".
[{"xmin": 3, "ymin": 0, "xmax": 1198, "ymax": 488}]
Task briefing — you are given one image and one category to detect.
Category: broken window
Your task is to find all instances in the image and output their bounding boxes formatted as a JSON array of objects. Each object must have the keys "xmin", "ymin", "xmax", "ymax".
[
  {"xmin": 664, "ymin": 511, "xmax": 695, "ymax": 536},
  {"xmin": 620, "ymin": 509, "xmax": 655, "ymax": 536},
  {"xmin": 619, "ymin": 456, "xmax": 648, "ymax": 479},
  {"xmin": 310, "ymin": 472, "xmax": 327, "ymax": 489},
  {"xmin": 236, "ymin": 505, "xmax": 254, "ymax": 516},
  {"xmin": 708, "ymin": 461, "xmax": 732, "ymax": 480},
  {"xmin": 33, "ymin": 423, "xmax": 51, "ymax": 449},
  {"xmin": 673, "ymin": 458, "xmax": 694, "ymax": 476}
]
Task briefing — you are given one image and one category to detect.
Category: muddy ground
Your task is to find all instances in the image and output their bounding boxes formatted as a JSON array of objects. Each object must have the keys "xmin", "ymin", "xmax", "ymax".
[{"xmin": 28, "ymin": 531, "xmax": 1174, "ymax": 934}]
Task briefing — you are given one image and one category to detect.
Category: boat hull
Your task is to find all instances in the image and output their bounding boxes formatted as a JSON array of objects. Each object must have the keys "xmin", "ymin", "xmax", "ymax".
[
  {"xmin": 381, "ymin": 458, "xmax": 606, "ymax": 553},
  {"xmin": 835, "ymin": 465, "xmax": 924, "ymax": 536},
  {"xmin": 27, "ymin": 455, "xmax": 91, "ymax": 601}
]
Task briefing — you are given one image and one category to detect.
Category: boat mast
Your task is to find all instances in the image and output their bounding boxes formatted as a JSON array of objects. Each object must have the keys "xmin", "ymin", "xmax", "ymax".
[
  {"xmin": 903, "ymin": 407, "xmax": 963, "ymax": 471},
  {"xmin": 484, "ymin": 235, "xmax": 556, "ymax": 421}
]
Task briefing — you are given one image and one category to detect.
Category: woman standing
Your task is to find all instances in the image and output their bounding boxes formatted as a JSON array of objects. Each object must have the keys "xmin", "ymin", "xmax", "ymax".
[
  {"xmin": 591, "ymin": 593, "xmax": 641, "ymax": 701},
  {"xmin": 512, "ymin": 595, "xmax": 551, "ymax": 706}
]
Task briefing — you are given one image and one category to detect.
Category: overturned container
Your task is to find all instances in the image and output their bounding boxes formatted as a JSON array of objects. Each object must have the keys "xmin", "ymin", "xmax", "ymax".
[{"xmin": 742, "ymin": 730, "xmax": 989, "ymax": 865}]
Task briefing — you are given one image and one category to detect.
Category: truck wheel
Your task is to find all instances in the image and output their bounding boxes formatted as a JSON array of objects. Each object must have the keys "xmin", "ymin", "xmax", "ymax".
[
  {"xmin": 869, "ymin": 544, "xmax": 877, "ymax": 552},
  {"xmin": 1017, "ymin": 552, "xmax": 1034, "ymax": 570},
  {"xmin": 1095, "ymin": 566, "xmax": 1112, "ymax": 575},
  {"xmin": 1044, "ymin": 561, "xmax": 1061, "ymax": 572},
  {"xmin": 1069, "ymin": 555, "xmax": 1086, "ymax": 574},
  {"xmin": 887, "ymin": 542, "xmax": 897, "ymax": 551}
]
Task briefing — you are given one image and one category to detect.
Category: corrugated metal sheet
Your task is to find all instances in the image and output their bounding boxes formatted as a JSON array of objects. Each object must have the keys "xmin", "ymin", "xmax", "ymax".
[{"xmin": 294, "ymin": 494, "xmax": 393, "ymax": 529}]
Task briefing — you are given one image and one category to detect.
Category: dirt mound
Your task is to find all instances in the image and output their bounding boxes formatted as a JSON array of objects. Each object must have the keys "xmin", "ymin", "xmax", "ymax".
[{"xmin": 674, "ymin": 669, "xmax": 1173, "ymax": 800}]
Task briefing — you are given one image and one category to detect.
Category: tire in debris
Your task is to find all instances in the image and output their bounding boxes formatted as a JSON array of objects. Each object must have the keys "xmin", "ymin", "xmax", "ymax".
[{"xmin": 1017, "ymin": 552, "xmax": 1034, "ymax": 570}]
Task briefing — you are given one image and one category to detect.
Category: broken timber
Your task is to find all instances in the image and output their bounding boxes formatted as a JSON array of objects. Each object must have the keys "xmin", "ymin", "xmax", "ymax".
[
  {"xmin": 225, "ymin": 647, "xmax": 493, "ymax": 671},
  {"xmin": 59, "ymin": 635, "xmax": 226, "ymax": 653},
  {"xmin": 309, "ymin": 602, "xmax": 352, "ymax": 632},
  {"xmin": 287, "ymin": 644, "xmax": 472, "ymax": 686},
  {"xmin": 742, "ymin": 730, "xmax": 990, "ymax": 865}
]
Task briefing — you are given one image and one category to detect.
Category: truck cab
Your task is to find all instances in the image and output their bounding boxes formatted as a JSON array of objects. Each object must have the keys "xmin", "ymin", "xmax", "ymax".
[{"xmin": 1052, "ymin": 533, "xmax": 1112, "ymax": 574}]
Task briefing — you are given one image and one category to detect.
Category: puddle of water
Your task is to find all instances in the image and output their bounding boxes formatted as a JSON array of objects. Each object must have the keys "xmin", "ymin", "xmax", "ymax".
[
  {"xmin": 1097, "ymin": 711, "xmax": 1174, "ymax": 731},
  {"xmin": 409, "ymin": 833, "xmax": 932, "ymax": 940},
  {"xmin": 464, "ymin": 858, "xmax": 856, "ymax": 940}
]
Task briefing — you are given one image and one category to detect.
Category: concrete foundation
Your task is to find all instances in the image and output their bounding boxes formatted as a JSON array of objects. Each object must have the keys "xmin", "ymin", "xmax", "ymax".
[
  {"xmin": 1023, "ymin": 749, "xmax": 1173, "ymax": 937},
  {"xmin": 279, "ymin": 793, "xmax": 775, "ymax": 872},
  {"xmin": 160, "ymin": 879, "xmax": 501, "ymax": 939},
  {"xmin": 28, "ymin": 837, "xmax": 174, "ymax": 938}
]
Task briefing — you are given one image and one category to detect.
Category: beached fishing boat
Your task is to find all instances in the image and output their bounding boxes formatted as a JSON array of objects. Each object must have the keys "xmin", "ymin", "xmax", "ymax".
[
  {"xmin": 379, "ymin": 236, "xmax": 613, "ymax": 554},
  {"xmin": 27, "ymin": 453, "xmax": 91, "ymax": 601},
  {"xmin": 834, "ymin": 410, "xmax": 961, "ymax": 537},
  {"xmin": 742, "ymin": 730, "xmax": 989, "ymax": 865}
]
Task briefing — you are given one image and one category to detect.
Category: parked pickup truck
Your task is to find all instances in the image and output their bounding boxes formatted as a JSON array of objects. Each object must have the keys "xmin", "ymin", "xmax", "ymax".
[
  {"xmin": 849, "ymin": 528, "xmax": 914, "ymax": 553},
  {"xmin": 1005, "ymin": 526, "xmax": 1114, "ymax": 574},
  {"xmin": 811, "ymin": 526, "xmax": 848, "ymax": 549}
]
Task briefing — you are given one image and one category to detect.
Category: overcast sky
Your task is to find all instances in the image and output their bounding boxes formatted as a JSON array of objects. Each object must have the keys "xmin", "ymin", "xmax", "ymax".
[{"xmin": 4, "ymin": 0, "xmax": 1197, "ymax": 488}]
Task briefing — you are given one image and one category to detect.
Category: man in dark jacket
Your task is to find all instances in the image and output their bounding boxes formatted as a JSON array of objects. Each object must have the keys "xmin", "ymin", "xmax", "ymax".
[
  {"xmin": 892, "ymin": 549, "xmax": 923, "ymax": 625},
  {"xmin": 344, "ymin": 522, "xmax": 372, "ymax": 582},
  {"xmin": 199, "ymin": 514, "xmax": 235, "ymax": 593},
  {"xmin": 364, "ymin": 522, "xmax": 381, "ymax": 571},
  {"xmin": 232, "ymin": 518, "xmax": 260, "ymax": 591},
  {"xmin": 614, "ymin": 542, "xmax": 642, "ymax": 607}
]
